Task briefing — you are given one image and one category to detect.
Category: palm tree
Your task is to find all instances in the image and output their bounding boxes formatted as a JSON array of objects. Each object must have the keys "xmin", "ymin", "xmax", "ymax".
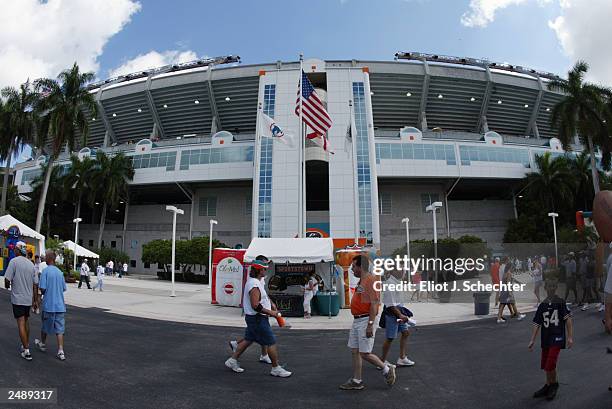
[
  {"xmin": 63, "ymin": 154, "xmax": 95, "ymax": 220},
  {"xmin": 0, "ymin": 81, "xmax": 37, "ymax": 215},
  {"xmin": 526, "ymin": 152, "xmax": 575, "ymax": 212},
  {"xmin": 569, "ymin": 152, "xmax": 595, "ymax": 210},
  {"xmin": 33, "ymin": 63, "xmax": 97, "ymax": 233},
  {"xmin": 30, "ymin": 162, "xmax": 65, "ymax": 236},
  {"xmin": 89, "ymin": 152, "xmax": 134, "ymax": 248},
  {"xmin": 548, "ymin": 61, "xmax": 609, "ymax": 194}
]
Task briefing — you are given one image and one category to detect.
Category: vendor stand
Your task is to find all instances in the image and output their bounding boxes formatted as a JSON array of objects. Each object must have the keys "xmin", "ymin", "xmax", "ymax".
[
  {"xmin": 0, "ymin": 215, "xmax": 45, "ymax": 275},
  {"xmin": 244, "ymin": 238, "xmax": 339, "ymax": 317}
]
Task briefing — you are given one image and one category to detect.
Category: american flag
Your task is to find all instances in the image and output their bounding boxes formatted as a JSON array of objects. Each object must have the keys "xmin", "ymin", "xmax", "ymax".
[{"xmin": 295, "ymin": 71, "xmax": 333, "ymax": 150}]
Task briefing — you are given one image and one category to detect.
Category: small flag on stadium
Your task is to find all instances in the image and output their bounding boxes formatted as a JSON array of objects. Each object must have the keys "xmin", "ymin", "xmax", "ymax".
[
  {"xmin": 260, "ymin": 113, "xmax": 294, "ymax": 147},
  {"xmin": 295, "ymin": 70, "xmax": 333, "ymax": 152}
]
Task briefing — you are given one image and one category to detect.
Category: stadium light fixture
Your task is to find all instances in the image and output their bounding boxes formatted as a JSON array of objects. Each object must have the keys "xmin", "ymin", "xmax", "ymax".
[
  {"xmin": 112, "ymin": 113, "xmax": 117, "ymax": 117},
  {"xmin": 163, "ymin": 104, "xmax": 168, "ymax": 108},
  {"xmin": 497, "ymin": 100, "xmax": 502, "ymax": 104},
  {"xmin": 72, "ymin": 217, "xmax": 82, "ymax": 270},
  {"xmin": 208, "ymin": 219, "xmax": 218, "ymax": 289},
  {"xmin": 470, "ymin": 97, "xmax": 476, "ymax": 102},
  {"xmin": 92, "ymin": 118, "xmax": 96, "ymax": 121},
  {"xmin": 370, "ymin": 92, "xmax": 374, "ymax": 96},
  {"xmin": 166, "ymin": 205, "xmax": 185, "ymax": 297},
  {"xmin": 546, "ymin": 108, "xmax": 551, "ymax": 112},
  {"xmin": 137, "ymin": 108, "xmax": 142, "ymax": 113},
  {"xmin": 437, "ymin": 94, "xmax": 443, "ymax": 99},
  {"xmin": 225, "ymin": 97, "xmax": 231, "ymax": 101},
  {"xmin": 194, "ymin": 100, "xmax": 199, "ymax": 104},
  {"xmin": 524, "ymin": 104, "xmax": 529, "ymax": 108},
  {"xmin": 406, "ymin": 92, "xmax": 412, "ymax": 97}
]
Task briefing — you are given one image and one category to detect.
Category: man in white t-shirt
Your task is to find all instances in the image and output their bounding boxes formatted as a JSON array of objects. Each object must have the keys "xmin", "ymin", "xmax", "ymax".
[
  {"xmin": 380, "ymin": 269, "xmax": 416, "ymax": 368},
  {"xmin": 225, "ymin": 256, "xmax": 292, "ymax": 377},
  {"xmin": 78, "ymin": 259, "xmax": 91, "ymax": 289}
]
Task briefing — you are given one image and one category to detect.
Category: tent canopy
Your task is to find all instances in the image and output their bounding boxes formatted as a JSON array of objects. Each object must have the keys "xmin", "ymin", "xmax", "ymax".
[
  {"xmin": 244, "ymin": 238, "xmax": 334, "ymax": 264},
  {"xmin": 0, "ymin": 214, "xmax": 44, "ymax": 240},
  {"xmin": 0, "ymin": 214, "xmax": 46, "ymax": 253},
  {"xmin": 62, "ymin": 241, "xmax": 99, "ymax": 259}
]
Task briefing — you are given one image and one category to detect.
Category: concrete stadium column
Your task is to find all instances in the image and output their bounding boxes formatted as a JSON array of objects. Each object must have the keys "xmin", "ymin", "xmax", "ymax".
[{"xmin": 363, "ymin": 69, "xmax": 381, "ymax": 250}]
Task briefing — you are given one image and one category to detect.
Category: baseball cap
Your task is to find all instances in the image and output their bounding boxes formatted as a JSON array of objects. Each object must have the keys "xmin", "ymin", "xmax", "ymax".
[{"xmin": 251, "ymin": 259, "xmax": 269, "ymax": 270}]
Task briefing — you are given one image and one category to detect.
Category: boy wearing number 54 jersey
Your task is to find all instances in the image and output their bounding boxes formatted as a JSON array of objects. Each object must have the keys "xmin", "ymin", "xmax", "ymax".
[{"xmin": 528, "ymin": 281, "xmax": 574, "ymax": 401}]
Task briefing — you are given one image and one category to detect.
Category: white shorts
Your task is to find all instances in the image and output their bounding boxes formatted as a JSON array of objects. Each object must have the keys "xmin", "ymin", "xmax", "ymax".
[{"xmin": 348, "ymin": 317, "xmax": 376, "ymax": 353}]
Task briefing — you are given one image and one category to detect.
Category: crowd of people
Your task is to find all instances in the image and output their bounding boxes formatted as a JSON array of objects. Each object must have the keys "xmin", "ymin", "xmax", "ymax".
[{"xmin": 3, "ymin": 244, "xmax": 611, "ymax": 398}]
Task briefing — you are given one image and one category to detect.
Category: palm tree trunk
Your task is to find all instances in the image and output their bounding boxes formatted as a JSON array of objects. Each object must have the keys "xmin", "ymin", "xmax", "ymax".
[
  {"xmin": 76, "ymin": 195, "xmax": 82, "ymax": 219},
  {"xmin": 35, "ymin": 157, "xmax": 54, "ymax": 233},
  {"xmin": 587, "ymin": 135, "xmax": 601, "ymax": 194},
  {"xmin": 0, "ymin": 162, "xmax": 11, "ymax": 216},
  {"xmin": 97, "ymin": 201, "xmax": 107, "ymax": 249}
]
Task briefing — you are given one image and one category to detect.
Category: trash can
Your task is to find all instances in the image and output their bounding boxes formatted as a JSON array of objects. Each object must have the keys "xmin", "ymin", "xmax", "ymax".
[
  {"xmin": 473, "ymin": 291, "xmax": 492, "ymax": 316},
  {"xmin": 315, "ymin": 292, "xmax": 340, "ymax": 316}
]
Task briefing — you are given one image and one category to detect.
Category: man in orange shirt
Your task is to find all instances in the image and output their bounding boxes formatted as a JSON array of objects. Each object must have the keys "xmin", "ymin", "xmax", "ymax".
[{"xmin": 339, "ymin": 255, "xmax": 397, "ymax": 390}]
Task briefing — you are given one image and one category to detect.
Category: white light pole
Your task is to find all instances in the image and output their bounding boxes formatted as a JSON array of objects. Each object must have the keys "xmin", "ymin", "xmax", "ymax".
[
  {"xmin": 401, "ymin": 217, "xmax": 411, "ymax": 283},
  {"xmin": 548, "ymin": 212, "xmax": 559, "ymax": 267},
  {"xmin": 72, "ymin": 218, "xmax": 82, "ymax": 271},
  {"xmin": 166, "ymin": 206, "xmax": 184, "ymax": 297},
  {"xmin": 426, "ymin": 202, "xmax": 443, "ymax": 284},
  {"xmin": 208, "ymin": 219, "xmax": 218, "ymax": 289}
]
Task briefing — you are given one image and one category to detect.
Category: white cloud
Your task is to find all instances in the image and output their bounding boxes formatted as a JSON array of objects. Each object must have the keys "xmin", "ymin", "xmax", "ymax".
[
  {"xmin": 548, "ymin": 0, "xmax": 612, "ymax": 85},
  {"xmin": 0, "ymin": 0, "xmax": 141, "ymax": 87},
  {"xmin": 461, "ymin": 0, "xmax": 552, "ymax": 27},
  {"xmin": 108, "ymin": 50, "xmax": 199, "ymax": 78}
]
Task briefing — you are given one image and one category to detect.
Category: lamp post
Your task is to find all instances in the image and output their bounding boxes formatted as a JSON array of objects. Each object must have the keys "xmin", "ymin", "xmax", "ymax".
[
  {"xmin": 548, "ymin": 212, "xmax": 559, "ymax": 267},
  {"xmin": 165, "ymin": 206, "xmax": 184, "ymax": 297},
  {"xmin": 208, "ymin": 219, "xmax": 218, "ymax": 289},
  {"xmin": 72, "ymin": 218, "xmax": 82, "ymax": 271},
  {"xmin": 426, "ymin": 202, "xmax": 443, "ymax": 284},
  {"xmin": 401, "ymin": 217, "xmax": 411, "ymax": 283}
]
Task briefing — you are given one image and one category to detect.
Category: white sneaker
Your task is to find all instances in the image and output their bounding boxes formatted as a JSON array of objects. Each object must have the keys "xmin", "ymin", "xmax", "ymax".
[
  {"xmin": 270, "ymin": 366, "xmax": 292, "ymax": 377},
  {"xmin": 57, "ymin": 351, "xmax": 65, "ymax": 361},
  {"xmin": 225, "ymin": 357, "xmax": 244, "ymax": 373},
  {"xmin": 34, "ymin": 339, "xmax": 46, "ymax": 352},
  {"xmin": 259, "ymin": 354, "xmax": 272, "ymax": 364},
  {"xmin": 517, "ymin": 314, "xmax": 526, "ymax": 321},
  {"xmin": 581, "ymin": 304, "xmax": 589, "ymax": 311},
  {"xmin": 397, "ymin": 357, "xmax": 415, "ymax": 367},
  {"xmin": 228, "ymin": 340, "xmax": 238, "ymax": 353},
  {"xmin": 497, "ymin": 318, "xmax": 506, "ymax": 324},
  {"xmin": 406, "ymin": 318, "xmax": 417, "ymax": 327},
  {"xmin": 598, "ymin": 304, "xmax": 605, "ymax": 312}
]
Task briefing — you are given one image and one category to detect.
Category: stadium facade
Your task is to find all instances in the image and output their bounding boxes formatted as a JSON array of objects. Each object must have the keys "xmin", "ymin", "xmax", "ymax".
[{"xmin": 13, "ymin": 54, "xmax": 581, "ymax": 273}]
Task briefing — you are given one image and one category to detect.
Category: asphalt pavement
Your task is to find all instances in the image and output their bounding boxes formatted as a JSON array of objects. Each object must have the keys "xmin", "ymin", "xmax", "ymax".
[{"xmin": 0, "ymin": 290, "xmax": 610, "ymax": 409}]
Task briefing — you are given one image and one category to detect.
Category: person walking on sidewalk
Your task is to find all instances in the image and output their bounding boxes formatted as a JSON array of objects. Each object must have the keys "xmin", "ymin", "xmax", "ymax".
[
  {"xmin": 563, "ymin": 253, "xmax": 578, "ymax": 305},
  {"xmin": 92, "ymin": 262, "xmax": 105, "ymax": 292},
  {"xmin": 34, "ymin": 250, "xmax": 68, "ymax": 361},
  {"xmin": 4, "ymin": 242, "xmax": 39, "ymax": 361},
  {"xmin": 225, "ymin": 256, "xmax": 292, "ymax": 377},
  {"xmin": 380, "ymin": 269, "xmax": 416, "ymax": 368},
  {"xmin": 528, "ymin": 281, "xmax": 573, "ymax": 401},
  {"xmin": 340, "ymin": 255, "xmax": 396, "ymax": 390},
  {"xmin": 78, "ymin": 259, "xmax": 91, "ymax": 289}
]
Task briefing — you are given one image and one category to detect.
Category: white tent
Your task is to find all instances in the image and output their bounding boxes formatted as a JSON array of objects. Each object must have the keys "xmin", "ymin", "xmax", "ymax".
[
  {"xmin": 62, "ymin": 240, "xmax": 99, "ymax": 259},
  {"xmin": 244, "ymin": 238, "xmax": 334, "ymax": 263},
  {"xmin": 0, "ymin": 214, "xmax": 45, "ymax": 253}
]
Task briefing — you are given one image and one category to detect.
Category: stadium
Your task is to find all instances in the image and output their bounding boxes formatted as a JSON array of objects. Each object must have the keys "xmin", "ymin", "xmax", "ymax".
[{"xmin": 13, "ymin": 52, "xmax": 579, "ymax": 273}]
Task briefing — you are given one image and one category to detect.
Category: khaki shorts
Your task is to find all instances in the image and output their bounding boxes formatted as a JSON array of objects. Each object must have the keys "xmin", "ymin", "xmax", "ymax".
[{"xmin": 348, "ymin": 317, "xmax": 376, "ymax": 353}]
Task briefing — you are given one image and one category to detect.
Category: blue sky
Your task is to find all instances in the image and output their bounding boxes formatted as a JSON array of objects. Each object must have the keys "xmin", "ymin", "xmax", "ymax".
[{"xmin": 98, "ymin": 0, "xmax": 569, "ymax": 77}]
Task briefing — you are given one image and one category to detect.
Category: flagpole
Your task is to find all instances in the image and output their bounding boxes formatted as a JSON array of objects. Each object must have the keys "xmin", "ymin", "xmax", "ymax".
[
  {"xmin": 299, "ymin": 54, "xmax": 305, "ymax": 238},
  {"xmin": 252, "ymin": 102, "xmax": 263, "ymax": 240},
  {"xmin": 349, "ymin": 100, "xmax": 359, "ymax": 245}
]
